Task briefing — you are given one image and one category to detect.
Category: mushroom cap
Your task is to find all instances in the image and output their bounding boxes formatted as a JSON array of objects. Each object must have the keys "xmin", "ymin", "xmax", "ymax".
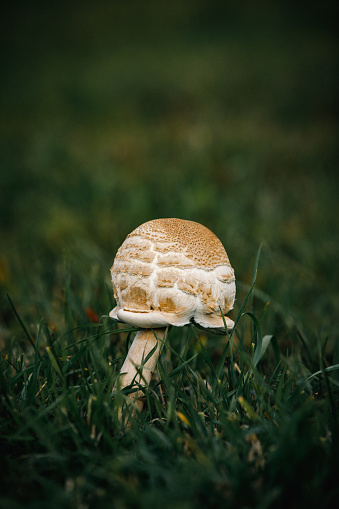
[{"xmin": 110, "ymin": 218, "xmax": 236, "ymax": 332}]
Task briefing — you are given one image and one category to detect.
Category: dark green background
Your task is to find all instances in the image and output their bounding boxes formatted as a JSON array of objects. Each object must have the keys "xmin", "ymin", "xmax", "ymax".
[{"xmin": 1, "ymin": 1, "xmax": 338, "ymax": 351}]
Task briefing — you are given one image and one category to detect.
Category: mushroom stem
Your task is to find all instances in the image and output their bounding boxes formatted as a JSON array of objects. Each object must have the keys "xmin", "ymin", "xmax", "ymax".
[{"xmin": 116, "ymin": 327, "xmax": 168, "ymax": 413}]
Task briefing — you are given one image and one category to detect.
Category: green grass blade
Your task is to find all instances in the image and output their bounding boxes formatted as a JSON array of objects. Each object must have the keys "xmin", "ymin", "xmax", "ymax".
[
  {"xmin": 250, "ymin": 243, "xmax": 263, "ymax": 336},
  {"xmin": 6, "ymin": 293, "xmax": 36, "ymax": 351},
  {"xmin": 27, "ymin": 319, "xmax": 44, "ymax": 404},
  {"xmin": 231, "ymin": 245, "xmax": 262, "ymax": 334},
  {"xmin": 306, "ymin": 364, "xmax": 339, "ymax": 381},
  {"xmin": 238, "ymin": 395, "xmax": 259, "ymax": 421},
  {"xmin": 46, "ymin": 346, "xmax": 66, "ymax": 384},
  {"xmin": 275, "ymin": 362, "xmax": 288, "ymax": 405},
  {"xmin": 191, "ymin": 327, "xmax": 229, "ymax": 406}
]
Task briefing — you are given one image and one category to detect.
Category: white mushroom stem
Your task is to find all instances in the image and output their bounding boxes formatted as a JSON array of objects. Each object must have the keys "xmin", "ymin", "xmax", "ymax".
[{"xmin": 116, "ymin": 327, "xmax": 168, "ymax": 412}]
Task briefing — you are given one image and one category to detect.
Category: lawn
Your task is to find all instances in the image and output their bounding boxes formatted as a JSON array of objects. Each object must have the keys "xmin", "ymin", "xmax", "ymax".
[{"xmin": 1, "ymin": 2, "xmax": 338, "ymax": 508}]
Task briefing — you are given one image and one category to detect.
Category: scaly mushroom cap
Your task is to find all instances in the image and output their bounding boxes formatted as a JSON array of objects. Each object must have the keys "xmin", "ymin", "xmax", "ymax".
[{"xmin": 110, "ymin": 218, "xmax": 236, "ymax": 331}]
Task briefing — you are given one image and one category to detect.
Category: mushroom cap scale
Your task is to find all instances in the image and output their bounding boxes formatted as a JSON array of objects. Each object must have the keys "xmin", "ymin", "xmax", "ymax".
[
  {"xmin": 110, "ymin": 218, "xmax": 236, "ymax": 331},
  {"xmin": 126, "ymin": 217, "xmax": 231, "ymax": 270}
]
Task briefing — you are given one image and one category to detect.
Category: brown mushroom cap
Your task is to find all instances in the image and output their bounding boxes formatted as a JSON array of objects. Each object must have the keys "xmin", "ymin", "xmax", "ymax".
[{"xmin": 110, "ymin": 218, "xmax": 236, "ymax": 331}]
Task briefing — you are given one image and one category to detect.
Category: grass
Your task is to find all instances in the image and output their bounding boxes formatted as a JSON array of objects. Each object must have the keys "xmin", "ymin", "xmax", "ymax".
[
  {"xmin": 1, "ymin": 1, "xmax": 339, "ymax": 508},
  {"xmin": 1, "ymin": 255, "xmax": 338, "ymax": 508}
]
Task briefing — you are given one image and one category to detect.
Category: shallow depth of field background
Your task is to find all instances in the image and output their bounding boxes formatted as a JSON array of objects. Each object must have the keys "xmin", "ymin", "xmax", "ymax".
[
  {"xmin": 1, "ymin": 2, "xmax": 339, "ymax": 508},
  {"xmin": 1, "ymin": 1, "xmax": 338, "ymax": 354}
]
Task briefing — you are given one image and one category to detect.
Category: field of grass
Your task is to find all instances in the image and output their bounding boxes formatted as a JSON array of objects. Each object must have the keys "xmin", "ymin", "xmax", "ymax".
[{"xmin": 1, "ymin": 2, "xmax": 338, "ymax": 508}]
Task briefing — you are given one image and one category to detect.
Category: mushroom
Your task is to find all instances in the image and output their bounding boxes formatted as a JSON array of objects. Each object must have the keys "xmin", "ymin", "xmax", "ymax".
[{"xmin": 110, "ymin": 218, "xmax": 236, "ymax": 412}]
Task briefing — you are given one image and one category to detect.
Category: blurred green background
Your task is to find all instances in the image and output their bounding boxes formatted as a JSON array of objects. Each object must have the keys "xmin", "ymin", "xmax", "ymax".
[{"xmin": 1, "ymin": 1, "xmax": 338, "ymax": 352}]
